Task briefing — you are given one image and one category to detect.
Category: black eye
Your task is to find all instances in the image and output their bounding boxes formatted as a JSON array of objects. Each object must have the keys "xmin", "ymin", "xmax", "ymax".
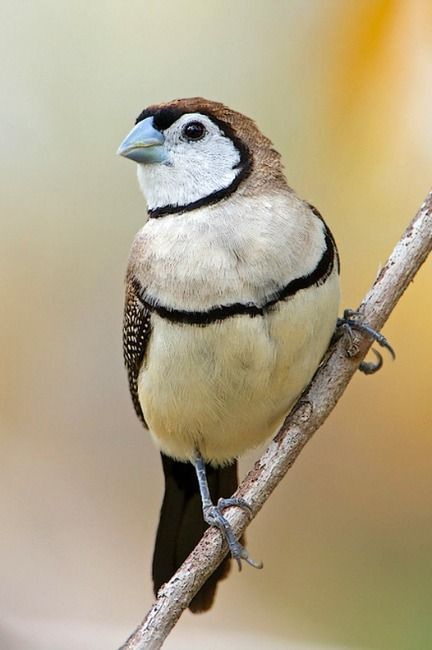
[{"xmin": 181, "ymin": 121, "xmax": 206, "ymax": 142}]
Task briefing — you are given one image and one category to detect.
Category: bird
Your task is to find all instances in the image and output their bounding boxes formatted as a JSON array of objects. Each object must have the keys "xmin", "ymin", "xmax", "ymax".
[{"xmin": 117, "ymin": 97, "xmax": 340, "ymax": 613}]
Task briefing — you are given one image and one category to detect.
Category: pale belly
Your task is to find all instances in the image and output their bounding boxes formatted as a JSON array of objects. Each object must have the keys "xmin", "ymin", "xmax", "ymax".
[{"xmin": 138, "ymin": 272, "xmax": 339, "ymax": 465}]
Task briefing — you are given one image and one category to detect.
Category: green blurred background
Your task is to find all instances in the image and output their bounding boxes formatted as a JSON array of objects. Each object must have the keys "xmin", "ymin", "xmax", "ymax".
[{"xmin": 1, "ymin": 1, "xmax": 431, "ymax": 648}]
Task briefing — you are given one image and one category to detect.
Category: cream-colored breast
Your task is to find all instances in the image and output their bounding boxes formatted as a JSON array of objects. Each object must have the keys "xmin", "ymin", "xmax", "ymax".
[
  {"xmin": 129, "ymin": 192, "xmax": 327, "ymax": 311},
  {"xmin": 138, "ymin": 268, "xmax": 339, "ymax": 465},
  {"xmin": 131, "ymin": 191, "xmax": 340, "ymax": 463}
]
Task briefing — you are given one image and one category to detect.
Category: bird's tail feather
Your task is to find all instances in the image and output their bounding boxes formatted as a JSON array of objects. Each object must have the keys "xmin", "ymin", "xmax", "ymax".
[{"xmin": 152, "ymin": 453, "xmax": 238, "ymax": 612}]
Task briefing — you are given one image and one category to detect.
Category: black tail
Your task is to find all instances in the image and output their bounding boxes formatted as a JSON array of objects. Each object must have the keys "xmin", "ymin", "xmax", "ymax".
[{"xmin": 152, "ymin": 453, "xmax": 238, "ymax": 613}]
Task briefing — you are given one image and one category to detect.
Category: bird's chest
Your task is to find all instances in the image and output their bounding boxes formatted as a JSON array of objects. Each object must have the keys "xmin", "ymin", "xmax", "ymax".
[
  {"xmin": 131, "ymin": 210, "xmax": 294, "ymax": 311},
  {"xmin": 137, "ymin": 270, "xmax": 339, "ymax": 464}
]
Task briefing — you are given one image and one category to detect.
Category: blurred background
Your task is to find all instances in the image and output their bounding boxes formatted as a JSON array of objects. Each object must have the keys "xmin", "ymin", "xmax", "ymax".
[{"xmin": 1, "ymin": 1, "xmax": 431, "ymax": 648}]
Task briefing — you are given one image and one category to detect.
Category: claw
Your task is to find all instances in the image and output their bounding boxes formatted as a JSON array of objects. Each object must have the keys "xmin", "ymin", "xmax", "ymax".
[
  {"xmin": 203, "ymin": 502, "xmax": 262, "ymax": 571},
  {"xmin": 231, "ymin": 541, "xmax": 264, "ymax": 571},
  {"xmin": 193, "ymin": 456, "xmax": 262, "ymax": 571},
  {"xmin": 242, "ymin": 553, "xmax": 264, "ymax": 570},
  {"xmin": 336, "ymin": 309, "xmax": 395, "ymax": 372},
  {"xmin": 359, "ymin": 348, "xmax": 383, "ymax": 375},
  {"xmin": 217, "ymin": 496, "xmax": 253, "ymax": 518}
]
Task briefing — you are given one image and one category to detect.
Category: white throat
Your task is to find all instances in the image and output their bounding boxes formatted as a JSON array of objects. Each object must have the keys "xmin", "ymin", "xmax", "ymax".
[{"xmin": 137, "ymin": 118, "xmax": 243, "ymax": 211}]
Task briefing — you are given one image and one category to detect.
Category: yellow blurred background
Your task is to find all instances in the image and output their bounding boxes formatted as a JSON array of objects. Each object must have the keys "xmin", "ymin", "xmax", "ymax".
[{"xmin": 1, "ymin": 2, "xmax": 431, "ymax": 649}]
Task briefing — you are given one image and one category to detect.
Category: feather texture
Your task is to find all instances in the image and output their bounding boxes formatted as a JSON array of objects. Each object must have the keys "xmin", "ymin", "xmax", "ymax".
[{"xmin": 120, "ymin": 98, "xmax": 341, "ymax": 611}]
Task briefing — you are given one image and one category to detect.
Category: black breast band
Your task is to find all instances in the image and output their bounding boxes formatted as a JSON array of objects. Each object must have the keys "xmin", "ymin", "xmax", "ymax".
[{"xmin": 133, "ymin": 227, "xmax": 337, "ymax": 326}]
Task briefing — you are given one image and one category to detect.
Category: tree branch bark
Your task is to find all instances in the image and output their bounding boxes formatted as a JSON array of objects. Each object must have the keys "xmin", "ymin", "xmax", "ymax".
[{"xmin": 119, "ymin": 191, "xmax": 432, "ymax": 650}]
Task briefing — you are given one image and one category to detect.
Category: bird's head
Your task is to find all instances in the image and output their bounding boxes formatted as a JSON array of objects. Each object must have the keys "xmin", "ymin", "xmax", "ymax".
[{"xmin": 117, "ymin": 98, "xmax": 286, "ymax": 217}]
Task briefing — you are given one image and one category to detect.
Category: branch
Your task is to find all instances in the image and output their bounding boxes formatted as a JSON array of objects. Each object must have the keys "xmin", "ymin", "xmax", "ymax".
[{"xmin": 120, "ymin": 191, "xmax": 432, "ymax": 650}]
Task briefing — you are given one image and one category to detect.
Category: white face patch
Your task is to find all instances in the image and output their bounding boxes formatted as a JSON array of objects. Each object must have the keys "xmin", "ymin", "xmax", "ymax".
[{"xmin": 136, "ymin": 113, "xmax": 244, "ymax": 211}]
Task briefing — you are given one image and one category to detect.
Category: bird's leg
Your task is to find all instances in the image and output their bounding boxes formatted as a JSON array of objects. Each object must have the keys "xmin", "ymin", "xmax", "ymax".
[
  {"xmin": 336, "ymin": 309, "xmax": 395, "ymax": 374},
  {"xmin": 192, "ymin": 455, "xmax": 263, "ymax": 571}
]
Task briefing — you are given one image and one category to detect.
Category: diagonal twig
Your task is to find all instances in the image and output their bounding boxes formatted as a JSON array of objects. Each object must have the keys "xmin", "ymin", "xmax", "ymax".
[{"xmin": 119, "ymin": 190, "xmax": 432, "ymax": 650}]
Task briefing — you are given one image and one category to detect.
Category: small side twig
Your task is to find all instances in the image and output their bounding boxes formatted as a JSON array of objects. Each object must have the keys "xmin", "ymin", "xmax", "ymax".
[{"xmin": 120, "ymin": 191, "xmax": 432, "ymax": 650}]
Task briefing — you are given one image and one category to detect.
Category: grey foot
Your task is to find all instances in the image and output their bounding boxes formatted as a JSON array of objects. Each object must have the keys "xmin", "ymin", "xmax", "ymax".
[
  {"xmin": 217, "ymin": 496, "xmax": 253, "ymax": 515},
  {"xmin": 336, "ymin": 309, "xmax": 395, "ymax": 374},
  {"xmin": 203, "ymin": 501, "xmax": 263, "ymax": 571}
]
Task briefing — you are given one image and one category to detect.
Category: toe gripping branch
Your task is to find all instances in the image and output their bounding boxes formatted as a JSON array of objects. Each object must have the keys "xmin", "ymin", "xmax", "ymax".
[
  {"xmin": 193, "ymin": 456, "xmax": 263, "ymax": 571},
  {"xmin": 336, "ymin": 309, "xmax": 396, "ymax": 374},
  {"xmin": 203, "ymin": 497, "xmax": 262, "ymax": 571}
]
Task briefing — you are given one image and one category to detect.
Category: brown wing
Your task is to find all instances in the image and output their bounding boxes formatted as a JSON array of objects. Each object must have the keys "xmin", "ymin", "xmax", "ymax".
[{"xmin": 123, "ymin": 276, "xmax": 151, "ymax": 425}]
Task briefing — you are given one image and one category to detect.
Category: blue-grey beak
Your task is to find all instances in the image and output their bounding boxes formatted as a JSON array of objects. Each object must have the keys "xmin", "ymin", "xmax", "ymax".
[{"xmin": 117, "ymin": 117, "xmax": 167, "ymax": 163}]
